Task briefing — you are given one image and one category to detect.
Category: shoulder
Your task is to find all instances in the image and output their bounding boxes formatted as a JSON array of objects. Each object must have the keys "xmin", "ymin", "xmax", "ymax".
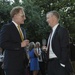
[
  {"xmin": 58, "ymin": 25, "xmax": 67, "ymax": 31},
  {"xmin": 58, "ymin": 25, "xmax": 69, "ymax": 34},
  {"xmin": 1, "ymin": 22, "xmax": 13, "ymax": 29},
  {"xmin": 57, "ymin": 25, "xmax": 69, "ymax": 39},
  {"xmin": 0, "ymin": 22, "xmax": 15, "ymax": 34},
  {"xmin": 1, "ymin": 23, "xmax": 10, "ymax": 31}
]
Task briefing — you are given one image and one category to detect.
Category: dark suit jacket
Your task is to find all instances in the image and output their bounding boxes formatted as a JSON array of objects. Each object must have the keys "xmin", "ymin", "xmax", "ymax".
[
  {"xmin": 0, "ymin": 22, "xmax": 26, "ymax": 70},
  {"xmin": 51, "ymin": 25, "xmax": 73, "ymax": 73}
]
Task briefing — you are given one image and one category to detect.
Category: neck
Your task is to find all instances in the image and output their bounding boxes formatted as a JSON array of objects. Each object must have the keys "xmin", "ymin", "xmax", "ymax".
[
  {"xmin": 12, "ymin": 19, "xmax": 20, "ymax": 26},
  {"xmin": 51, "ymin": 22, "xmax": 58, "ymax": 28}
]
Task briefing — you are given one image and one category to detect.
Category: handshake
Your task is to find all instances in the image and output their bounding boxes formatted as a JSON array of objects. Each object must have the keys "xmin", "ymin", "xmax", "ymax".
[{"xmin": 21, "ymin": 39, "xmax": 29, "ymax": 47}]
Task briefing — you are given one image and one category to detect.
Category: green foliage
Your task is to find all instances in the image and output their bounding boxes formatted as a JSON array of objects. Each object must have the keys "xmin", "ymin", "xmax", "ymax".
[
  {"xmin": 0, "ymin": 1, "xmax": 12, "ymax": 22},
  {"xmin": 0, "ymin": 0, "xmax": 75, "ymax": 43}
]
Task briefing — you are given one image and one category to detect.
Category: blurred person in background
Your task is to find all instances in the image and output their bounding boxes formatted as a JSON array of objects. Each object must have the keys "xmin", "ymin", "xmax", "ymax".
[
  {"xmin": 36, "ymin": 42, "xmax": 45, "ymax": 75},
  {"xmin": 28, "ymin": 42, "xmax": 40, "ymax": 75}
]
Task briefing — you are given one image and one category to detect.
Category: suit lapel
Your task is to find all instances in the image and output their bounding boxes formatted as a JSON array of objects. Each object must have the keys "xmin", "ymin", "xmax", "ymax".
[
  {"xmin": 52, "ymin": 25, "xmax": 60, "ymax": 42},
  {"xmin": 11, "ymin": 22, "xmax": 20, "ymax": 34},
  {"xmin": 10, "ymin": 22, "xmax": 22, "ymax": 41}
]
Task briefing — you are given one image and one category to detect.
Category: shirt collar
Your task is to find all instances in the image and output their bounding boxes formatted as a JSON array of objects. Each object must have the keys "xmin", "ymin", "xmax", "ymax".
[
  {"xmin": 52, "ymin": 23, "xmax": 59, "ymax": 32},
  {"xmin": 12, "ymin": 21, "xmax": 19, "ymax": 28}
]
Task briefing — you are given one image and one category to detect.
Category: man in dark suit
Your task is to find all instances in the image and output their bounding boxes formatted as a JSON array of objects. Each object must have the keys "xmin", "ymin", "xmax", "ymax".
[
  {"xmin": 0, "ymin": 6, "xmax": 29, "ymax": 75},
  {"xmin": 43, "ymin": 11, "xmax": 73, "ymax": 75}
]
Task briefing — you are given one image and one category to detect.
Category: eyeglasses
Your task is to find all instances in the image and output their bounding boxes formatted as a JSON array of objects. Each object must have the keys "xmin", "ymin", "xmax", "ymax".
[
  {"xmin": 17, "ymin": 13, "xmax": 25, "ymax": 18},
  {"xmin": 20, "ymin": 14, "xmax": 25, "ymax": 18}
]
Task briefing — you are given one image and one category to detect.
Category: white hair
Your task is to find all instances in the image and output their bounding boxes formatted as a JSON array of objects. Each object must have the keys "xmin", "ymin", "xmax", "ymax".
[{"xmin": 36, "ymin": 42, "xmax": 40, "ymax": 46}]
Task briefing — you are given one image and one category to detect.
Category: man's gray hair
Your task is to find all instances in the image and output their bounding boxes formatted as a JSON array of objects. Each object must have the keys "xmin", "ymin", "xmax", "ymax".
[{"xmin": 46, "ymin": 10, "xmax": 60, "ymax": 21}]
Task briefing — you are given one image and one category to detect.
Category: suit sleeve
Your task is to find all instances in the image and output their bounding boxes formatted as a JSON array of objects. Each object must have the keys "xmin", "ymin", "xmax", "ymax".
[
  {"xmin": 0, "ymin": 25, "xmax": 21, "ymax": 50},
  {"xmin": 59, "ymin": 28, "xmax": 70, "ymax": 64}
]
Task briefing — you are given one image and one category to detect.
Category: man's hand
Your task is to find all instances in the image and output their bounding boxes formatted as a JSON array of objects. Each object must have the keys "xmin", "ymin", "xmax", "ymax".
[
  {"xmin": 42, "ymin": 46, "xmax": 47, "ymax": 52},
  {"xmin": 21, "ymin": 39, "xmax": 29, "ymax": 47}
]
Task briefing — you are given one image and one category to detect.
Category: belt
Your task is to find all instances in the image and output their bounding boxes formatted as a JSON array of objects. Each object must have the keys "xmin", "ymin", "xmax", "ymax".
[{"xmin": 48, "ymin": 58, "xmax": 57, "ymax": 61}]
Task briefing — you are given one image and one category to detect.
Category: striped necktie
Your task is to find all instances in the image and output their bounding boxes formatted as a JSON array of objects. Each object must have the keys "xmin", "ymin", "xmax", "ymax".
[{"xmin": 17, "ymin": 25, "xmax": 24, "ymax": 41}]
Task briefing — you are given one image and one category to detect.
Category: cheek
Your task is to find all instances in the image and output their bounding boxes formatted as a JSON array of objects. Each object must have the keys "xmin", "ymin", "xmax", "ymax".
[
  {"xmin": 47, "ymin": 19, "xmax": 51, "ymax": 23},
  {"xmin": 20, "ymin": 18, "xmax": 25, "ymax": 24},
  {"xmin": 16, "ymin": 17, "xmax": 21, "ymax": 22},
  {"xmin": 17, "ymin": 18, "xmax": 23, "ymax": 24},
  {"xmin": 19, "ymin": 17, "xmax": 23, "ymax": 21},
  {"xmin": 49, "ymin": 18, "xmax": 53, "ymax": 23},
  {"xmin": 46, "ymin": 19, "xmax": 49, "ymax": 22}
]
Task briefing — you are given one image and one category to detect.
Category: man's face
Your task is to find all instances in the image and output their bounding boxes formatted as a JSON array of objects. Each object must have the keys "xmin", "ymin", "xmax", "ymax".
[
  {"xmin": 46, "ymin": 13, "xmax": 53, "ymax": 27},
  {"xmin": 46, "ymin": 13, "xmax": 58, "ymax": 28},
  {"xmin": 15, "ymin": 10, "xmax": 26, "ymax": 25}
]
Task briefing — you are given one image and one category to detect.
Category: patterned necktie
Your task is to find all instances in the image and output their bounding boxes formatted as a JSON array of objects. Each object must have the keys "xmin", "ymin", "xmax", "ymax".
[{"xmin": 17, "ymin": 25, "xmax": 24, "ymax": 41}]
